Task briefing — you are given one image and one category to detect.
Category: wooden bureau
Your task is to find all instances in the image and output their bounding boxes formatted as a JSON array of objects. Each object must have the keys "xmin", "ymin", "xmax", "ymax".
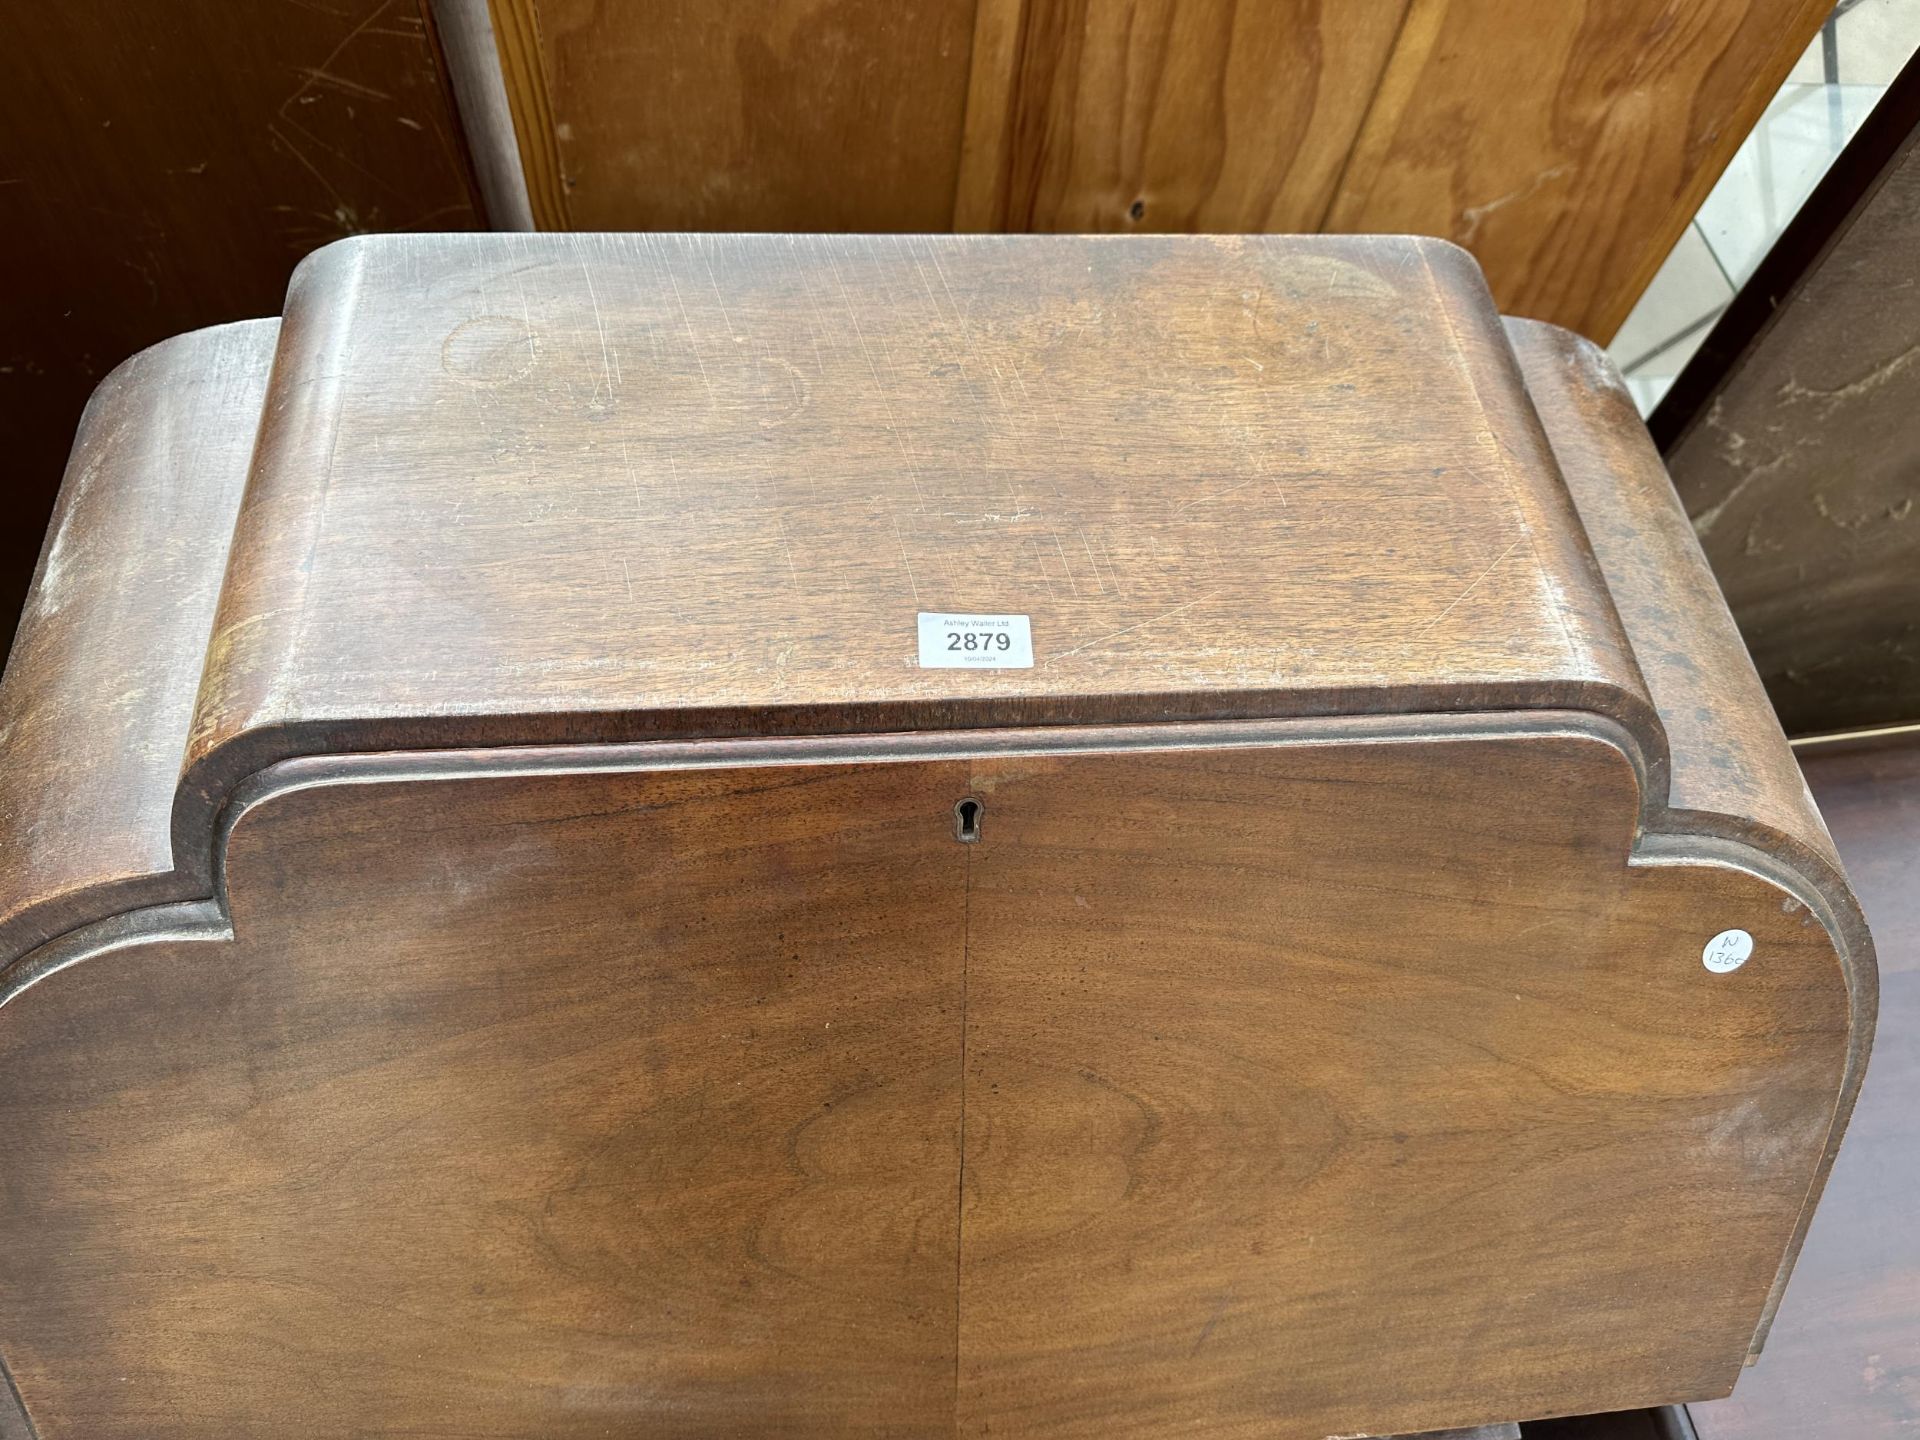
[{"xmin": 0, "ymin": 234, "xmax": 1875, "ymax": 1438}]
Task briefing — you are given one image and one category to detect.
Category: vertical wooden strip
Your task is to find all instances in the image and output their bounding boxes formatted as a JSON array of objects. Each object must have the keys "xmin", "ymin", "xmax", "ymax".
[
  {"xmin": 1313, "ymin": 0, "xmax": 1445, "ymax": 229},
  {"xmin": 1327, "ymin": 0, "xmax": 1835, "ymax": 340},
  {"xmin": 953, "ymin": 0, "xmax": 1030, "ymax": 231},
  {"xmin": 483, "ymin": 0, "xmax": 569, "ymax": 229}
]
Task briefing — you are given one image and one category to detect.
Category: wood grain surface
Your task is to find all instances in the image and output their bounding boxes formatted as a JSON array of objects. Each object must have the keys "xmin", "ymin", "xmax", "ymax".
[
  {"xmin": 475, "ymin": 0, "xmax": 1826, "ymax": 340},
  {"xmin": 1510, "ymin": 317, "xmax": 1877, "ymax": 1351},
  {"xmin": 0, "ymin": 722, "xmax": 1859, "ymax": 1437},
  {"xmin": 1687, "ymin": 733, "xmax": 1920, "ymax": 1440},
  {"xmin": 0, "ymin": 0, "xmax": 482, "ymax": 657},
  {"xmin": 492, "ymin": 0, "xmax": 980, "ymax": 231},
  {"xmin": 955, "ymin": 732, "xmax": 1847, "ymax": 1437},
  {"xmin": 1326, "ymin": 0, "xmax": 1832, "ymax": 339},
  {"xmin": 184, "ymin": 232, "xmax": 1649, "ymax": 811},
  {"xmin": 1663, "ymin": 103, "xmax": 1920, "ymax": 737},
  {"xmin": 954, "ymin": 0, "xmax": 1410, "ymax": 233},
  {"xmin": 0, "ymin": 753, "xmax": 970, "ymax": 1437}
]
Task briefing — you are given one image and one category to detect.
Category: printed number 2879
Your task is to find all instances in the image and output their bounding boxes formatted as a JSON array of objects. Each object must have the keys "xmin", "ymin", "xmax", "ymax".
[{"xmin": 948, "ymin": 631, "xmax": 1012, "ymax": 652}]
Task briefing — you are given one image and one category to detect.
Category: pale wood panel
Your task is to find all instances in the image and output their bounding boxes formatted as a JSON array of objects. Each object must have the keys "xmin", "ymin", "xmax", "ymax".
[
  {"xmin": 953, "ymin": 0, "xmax": 1410, "ymax": 232},
  {"xmin": 489, "ymin": 0, "xmax": 979, "ymax": 231},
  {"xmin": 1325, "ymin": 0, "xmax": 1833, "ymax": 339},
  {"xmin": 478, "ymin": 0, "xmax": 1828, "ymax": 337}
]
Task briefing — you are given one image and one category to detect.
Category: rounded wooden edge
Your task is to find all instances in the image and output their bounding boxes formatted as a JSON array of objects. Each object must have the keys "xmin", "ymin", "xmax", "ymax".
[
  {"xmin": 0, "ymin": 318, "xmax": 279, "ymax": 963},
  {"xmin": 1504, "ymin": 313, "xmax": 1879, "ymax": 1359},
  {"xmin": 1642, "ymin": 816, "xmax": 1877, "ymax": 1360},
  {"xmin": 167, "ymin": 672, "xmax": 1676, "ymax": 905}
]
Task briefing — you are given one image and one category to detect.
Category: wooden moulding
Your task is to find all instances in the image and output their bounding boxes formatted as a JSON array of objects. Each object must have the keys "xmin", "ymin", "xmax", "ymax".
[{"xmin": 0, "ymin": 234, "xmax": 1875, "ymax": 1439}]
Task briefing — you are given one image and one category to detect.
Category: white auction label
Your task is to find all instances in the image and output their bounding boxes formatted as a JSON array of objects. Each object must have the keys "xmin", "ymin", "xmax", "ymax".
[
  {"xmin": 1702, "ymin": 928, "xmax": 1754, "ymax": 974},
  {"xmin": 917, "ymin": 612, "xmax": 1034, "ymax": 669}
]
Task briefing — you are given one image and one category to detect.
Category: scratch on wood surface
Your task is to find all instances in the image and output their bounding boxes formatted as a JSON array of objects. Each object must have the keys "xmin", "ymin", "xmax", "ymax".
[
  {"xmin": 1459, "ymin": 165, "xmax": 1569, "ymax": 244},
  {"xmin": 1416, "ymin": 539, "xmax": 1521, "ymax": 636},
  {"xmin": 1078, "ymin": 527, "xmax": 1114, "ymax": 596},
  {"xmin": 266, "ymin": 121, "xmax": 350, "ymax": 213},
  {"xmin": 1050, "ymin": 534, "xmax": 1081, "ymax": 598},
  {"xmin": 775, "ymin": 516, "xmax": 801, "ymax": 587},
  {"xmin": 277, "ymin": 0, "xmax": 405, "ymax": 181},
  {"xmin": 912, "ymin": 240, "xmax": 1010, "ymax": 414},
  {"xmin": 700, "ymin": 248, "xmax": 739, "ymax": 342},
  {"xmin": 579, "ymin": 257, "xmax": 621, "ymax": 400},
  {"xmin": 1191, "ymin": 1294, "xmax": 1233, "ymax": 1357},
  {"xmin": 294, "ymin": 66, "xmax": 392, "ymax": 101},
  {"xmin": 892, "ymin": 518, "xmax": 923, "ymax": 606},
  {"xmin": 1050, "ymin": 591, "xmax": 1224, "ymax": 662},
  {"xmin": 619, "ymin": 440, "xmax": 645, "ymax": 516},
  {"xmin": 661, "ymin": 264, "xmax": 715, "ymax": 407},
  {"xmin": 1173, "ymin": 476, "xmax": 1268, "ymax": 515},
  {"xmin": 822, "ymin": 246, "xmax": 928, "ymax": 508}
]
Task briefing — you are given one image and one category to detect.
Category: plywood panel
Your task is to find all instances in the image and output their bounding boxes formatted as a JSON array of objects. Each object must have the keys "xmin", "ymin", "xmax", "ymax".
[
  {"xmin": 1325, "ymin": 0, "xmax": 1833, "ymax": 339},
  {"xmin": 481, "ymin": 0, "xmax": 1829, "ymax": 340},
  {"xmin": 494, "ymin": 0, "xmax": 979, "ymax": 231},
  {"xmin": 953, "ymin": 0, "xmax": 1410, "ymax": 232}
]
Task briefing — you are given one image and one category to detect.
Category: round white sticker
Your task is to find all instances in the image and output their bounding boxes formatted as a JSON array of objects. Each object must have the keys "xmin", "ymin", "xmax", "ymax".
[{"xmin": 1703, "ymin": 929, "xmax": 1754, "ymax": 974}]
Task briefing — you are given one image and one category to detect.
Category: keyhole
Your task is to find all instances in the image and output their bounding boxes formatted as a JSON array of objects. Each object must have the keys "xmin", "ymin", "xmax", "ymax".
[{"xmin": 953, "ymin": 797, "xmax": 983, "ymax": 843}]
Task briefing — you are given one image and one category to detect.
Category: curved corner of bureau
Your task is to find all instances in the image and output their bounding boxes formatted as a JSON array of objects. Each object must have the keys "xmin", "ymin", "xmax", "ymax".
[{"xmin": 0, "ymin": 234, "xmax": 1875, "ymax": 1440}]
